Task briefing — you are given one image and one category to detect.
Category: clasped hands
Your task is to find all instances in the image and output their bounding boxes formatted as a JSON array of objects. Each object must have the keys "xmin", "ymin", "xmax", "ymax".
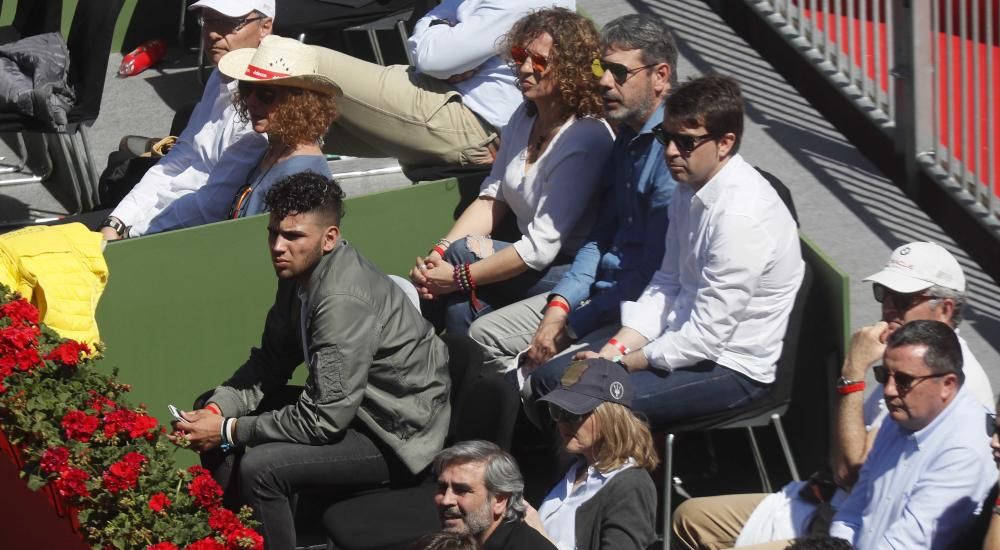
[
  {"xmin": 167, "ymin": 407, "xmax": 224, "ymax": 453},
  {"xmin": 409, "ymin": 252, "xmax": 459, "ymax": 300}
]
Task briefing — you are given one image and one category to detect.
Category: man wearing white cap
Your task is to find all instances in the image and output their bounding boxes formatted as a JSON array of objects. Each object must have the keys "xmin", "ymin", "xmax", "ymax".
[
  {"xmin": 672, "ymin": 241, "xmax": 995, "ymax": 548},
  {"xmin": 99, "ymin": 0, "xmax": 274, "ymax": 239}
]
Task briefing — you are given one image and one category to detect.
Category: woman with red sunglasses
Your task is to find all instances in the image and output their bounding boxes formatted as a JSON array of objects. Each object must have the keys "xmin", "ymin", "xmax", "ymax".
[
  {"xmin": 147, "ymin": 36, "xmax": 341, "ymax": 232},
  {"xmin": 410, "ymin": 7, "xmax": 614, "ymax": 336}
]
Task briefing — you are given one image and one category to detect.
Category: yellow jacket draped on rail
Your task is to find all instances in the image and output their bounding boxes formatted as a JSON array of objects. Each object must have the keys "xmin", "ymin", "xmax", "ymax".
[{"xmin": 0, "ymin": 223, "xmax": 108, "ymax": 346}]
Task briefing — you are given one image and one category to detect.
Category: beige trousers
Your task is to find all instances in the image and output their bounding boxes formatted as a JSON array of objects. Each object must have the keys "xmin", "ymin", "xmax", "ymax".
[
  {"xmin": 672, "ymin": 494, "xmax": 793, "ymax": 550},
  {"xmin": 314, "ymin": 48, "xmax": 498, "ymax": 168}
]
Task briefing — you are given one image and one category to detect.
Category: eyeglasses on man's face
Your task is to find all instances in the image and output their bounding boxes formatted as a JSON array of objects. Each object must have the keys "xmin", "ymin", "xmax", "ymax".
[
  {"xmin": 872, "ymin": 283, "xmax": 932, "ymax": 313},
  {"xmin": 198, "ymin": 14, "xmax": 265, "ymax": 34},
  {"xmin": 650, "ymin": 125, "xmax": 719, "ymax": 155},
  {"xmin": 510, "ymin": 45, "xmax": 549, "ymax": 74},
  {"xmin": 873, "ymin": 365, "xmax": 950, "ymax": 394},
  {"xmin": 986, "ymin": 413, "xmax": 998, "ymax": 438},
  {"xmin": 591, "ymin": 59, "xmax": 655, "ymax": 85},
  {"xmin": 238, "ymin": 81, "xmax": 279, "ymax": 105},
  {"xmin": 547, "ymin": 403, "xmax": 588, "ymax": 424}
]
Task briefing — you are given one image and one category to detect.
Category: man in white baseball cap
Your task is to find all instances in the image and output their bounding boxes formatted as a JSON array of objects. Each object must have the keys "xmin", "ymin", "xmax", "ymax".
[{"xmin": 99, "ymin": 0, "xmax": 274, "ymax": 240}]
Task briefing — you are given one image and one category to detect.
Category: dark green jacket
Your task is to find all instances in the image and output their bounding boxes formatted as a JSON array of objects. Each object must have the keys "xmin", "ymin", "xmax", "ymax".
[{"xmin": 209, "ymin": 241, "xmax": 451, "ymax": 474}]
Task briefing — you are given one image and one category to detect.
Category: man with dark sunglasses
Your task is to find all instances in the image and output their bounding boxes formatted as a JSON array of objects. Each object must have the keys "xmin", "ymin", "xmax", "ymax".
[
  {"xmin": 469, "ymin": 14, "xmax": 677, "ymax": 398},
  {"xmin": 674, "ymin": 243, "xmax": 994, "ymax": 548},
  {"xmin": 100, "ymin": 0, "xmax": 273, "ymax": 240}
]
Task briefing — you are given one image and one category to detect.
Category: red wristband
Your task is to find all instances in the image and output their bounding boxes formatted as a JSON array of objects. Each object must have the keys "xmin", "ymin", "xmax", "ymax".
[
  {"xmin": 547, "ymin": 300, "xmax": 570, "ymax": 314},
  {"xmin": 608, "ymin": 338, "xmax": 629, "ymax": 355},
  {"xmin": 430, "ymin": 245, "xmax": 446, "ymax": 257},
  {"xmin": 204, "ymin": 403, "xmax": 222, "ymax": 415},
  {"xmin": 836, "ymin": 381, "xmax": 865, "ymax": 395}
]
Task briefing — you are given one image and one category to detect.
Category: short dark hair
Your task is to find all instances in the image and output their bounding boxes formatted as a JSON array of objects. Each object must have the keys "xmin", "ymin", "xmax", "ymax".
[
  {"xmin": 263, "ymin": 172, "xmax": 345, "ymax": 225},
  {"xmin": 664, "ymin": 73, "xmax": 745, "ymax": 154},
  {"xmin": 600, "ymin": 14, "xmax": 679, "ymax": 86},
  {"xmin": 886, "ymin": 320, "xmax": 964, "ymax": 384}
]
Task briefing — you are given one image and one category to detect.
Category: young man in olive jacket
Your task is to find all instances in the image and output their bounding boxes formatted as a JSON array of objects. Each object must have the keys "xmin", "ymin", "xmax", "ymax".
[{"xmin": 172, "ymin": 172, "xmax": 451, "ymax": 549}]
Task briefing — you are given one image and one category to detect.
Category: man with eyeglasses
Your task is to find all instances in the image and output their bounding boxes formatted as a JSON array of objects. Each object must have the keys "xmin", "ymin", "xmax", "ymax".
[
  {"xmin": 468, "ymin": 14, "xmax": 677, "ymax": 402},
  {"xmin": 530, "ymin": 74, "xmax": 803, "ymax": 430},
  {"xmin": 673, "ymin": 243, "xmax": 994, "ymax": 548},
  {"xmin": 100, "ymin": 0, "xmax": 273, "ymax": 240}
]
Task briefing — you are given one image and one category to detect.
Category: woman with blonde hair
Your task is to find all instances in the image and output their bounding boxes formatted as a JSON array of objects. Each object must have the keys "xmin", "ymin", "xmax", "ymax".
[
  {"xmin": 526, "ymin": 358, "xmax": 659, "ymax": 550},
  {"xmin": 409, "ymin": 8, "xmax": 614, "ymax": 335}
]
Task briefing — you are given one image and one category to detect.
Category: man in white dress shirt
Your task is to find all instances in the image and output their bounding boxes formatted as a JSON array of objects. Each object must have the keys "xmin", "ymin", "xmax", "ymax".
[
  {"xmin": 314, "ymin": 0, "xmax": 574, "ymax": 170},
  {"xmin": 99, "ymin": 0, "xmax": 272, "ymax": 239},
  {"xmin": 536, "ymin": 74, "xmax": 804, "ymax": 427}
]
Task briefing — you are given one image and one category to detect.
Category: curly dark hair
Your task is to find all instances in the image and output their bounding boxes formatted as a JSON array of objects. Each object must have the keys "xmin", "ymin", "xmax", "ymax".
[
  {"xmin": 263, "ymin": 171, "xmax": 345, "ymax": 225},
  {"xmin": 234, "ymin": 83, "xmax": 339, "ymax": 147},
  {"xmin": 499, "ymin": 8, "xmax": 603, "ymax": 118}
]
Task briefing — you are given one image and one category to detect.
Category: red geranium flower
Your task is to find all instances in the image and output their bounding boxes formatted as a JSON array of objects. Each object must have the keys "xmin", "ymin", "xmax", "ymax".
[
  {"xmin": 11, "ymin": 348, "xmax": 41, "ymax": 372},
  {"xmin": 148, "ymin": 492, "xmax": 171, "ymax": 513},
  {"xmin": 208, "ymin": 507, "xmax": 242, "ymax": 535},
  {"xmin": 188, "ymin": 472, "xmax": 223, "ymax": 509},
  {"xmin": 45, "ymin": 340, "xmax": 90, "ymax": 367},
  {"xmin": 187, "ymin": 465, "xmax": 211, "ymax": 477},
  {"xmin": 86, "ymin": 390, "xmax": 117, "ymax": 413},
  {"xmin": 0, "ymin": 297, "xmax": 39, "ymax": 326},
  {"xmin": 185, "ymin": 537, "xmax": 226, "ymax": 550},
  {"xmin": 102, "ymin": 408, "xmax": 159, "ymax": 440},
  {"xmin": 53, "ymin": 467, "xmax": 90, "ymax": 499},
  {"xmin": 0, "ymin": 324, "xmax": 40, "ymax": 350},
  {"xmin": 147, "ymin": 543, "xmax": 180, "ymax": 550},
  {"xmin": 62, "ymin": 410, "xmax": 100, "ymax": 442},
  {"xmin": 40, "ymin": 446, "xmax": 70, "ymax": 474},
  {"xmin": 225, "ymin": 526, "xmax": 263, "ymax": 550},
  {"xmin": 102, "ymin": 452, "xmax": 147, "ymax": 493}
]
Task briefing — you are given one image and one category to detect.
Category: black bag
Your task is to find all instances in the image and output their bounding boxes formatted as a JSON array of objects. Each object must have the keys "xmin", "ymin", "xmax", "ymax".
[{"xmin": 96, "ymin": 150, "xmax": 159, "ymax": 210}]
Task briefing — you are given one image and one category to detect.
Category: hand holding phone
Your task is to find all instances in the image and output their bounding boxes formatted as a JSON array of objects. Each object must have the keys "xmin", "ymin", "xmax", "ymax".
[{"xmin": 168, "ymin": 404, "xmax": 189, "ymax": 424}]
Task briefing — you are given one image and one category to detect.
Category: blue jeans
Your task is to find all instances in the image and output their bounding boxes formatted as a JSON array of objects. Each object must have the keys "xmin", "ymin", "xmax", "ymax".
[
  {"xmin": 531, "ymin": 359, "xmax": 770, "ymax": 428},
  {"xmin": 426, "ymin": 238, "xmax": 570, "ymax": 335}
]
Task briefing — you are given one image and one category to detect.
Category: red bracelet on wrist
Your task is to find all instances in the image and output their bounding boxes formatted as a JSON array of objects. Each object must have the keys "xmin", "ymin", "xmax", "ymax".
[
  {"xmin": 608, "ymin": 338, "xmax": 629, "ymax": 355},
  {"xmin": 430, "ymin": 245, "xmax": 447, "ymax": 257},
  {"xmin": 204, "ymin": 403, "xmax": 222, "ymax": 415},
  {"xmin": 547, "ymin": 300, "xmax": 570, "ymax": 313},
  {"xmin": 836, "ymin": 381, "xmax": 866, "ymax": 395}
]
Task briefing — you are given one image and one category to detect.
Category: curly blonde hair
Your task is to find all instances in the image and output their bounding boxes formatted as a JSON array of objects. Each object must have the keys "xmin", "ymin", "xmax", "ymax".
[
  {"xmin": 499, "ymin": 8, "xmax": 603, "ymax": 119},
  {"xmin": 234, "ymin": 84, "xmax": 339, "ymax": 146},
  {"xmin": 589, "ymin": 401, "xmax": 660, "ymax": 473}
]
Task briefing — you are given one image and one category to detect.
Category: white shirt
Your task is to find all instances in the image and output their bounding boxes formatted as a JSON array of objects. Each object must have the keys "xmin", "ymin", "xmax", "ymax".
[
  {"xmin": 620, "ymin": 154, "xmax": 804, "ymax": 382},
  {"xmin": 538, "ymin": 459, "xmax": 635, "ymax": 550},
  {"xmin": 408, "ymin": 0, "xmax": 575, "ymax": 130},
  {"xmin": 478, "ymin": 103, "xmax": 614, "ymax": 271},
  {"xmin": 111, "ymin": 68, "xmax": 267, "ymax": 237},
  {"xmin": 830, "ymin": 385, "xmax": 995, "ymax": 548}
]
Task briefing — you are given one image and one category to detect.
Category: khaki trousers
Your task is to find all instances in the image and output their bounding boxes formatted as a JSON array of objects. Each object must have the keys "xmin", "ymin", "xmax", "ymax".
[
  {"xmin": 315, "ymin": 48, "xmax": 498, "ymax": 168},
  {"xmin": 672, "ymin": 494, "xmax": 793, "ymax": 550}
]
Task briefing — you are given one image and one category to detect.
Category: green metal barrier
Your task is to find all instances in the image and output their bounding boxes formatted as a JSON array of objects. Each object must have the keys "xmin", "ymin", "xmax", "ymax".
[
  {"xmin": 96, "ymin": 179, "xmax": 459, "ymax": 466},
  {"xmin": 95, "ymin": 181, "xmax": 849, "ymax": 471}
]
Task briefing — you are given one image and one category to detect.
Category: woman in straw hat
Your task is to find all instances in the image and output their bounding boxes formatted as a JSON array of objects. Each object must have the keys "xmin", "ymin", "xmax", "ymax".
[
  {"xmin": 527, "ymin": 358, "xmax": 658, "ymax": 550},
  {"xmin": 147, "ymin": 35, "xmax": 341, "ymax": 232},
  {"xmin": 408, "ymin": 8, "xmax": 614, "ymax": 336}
]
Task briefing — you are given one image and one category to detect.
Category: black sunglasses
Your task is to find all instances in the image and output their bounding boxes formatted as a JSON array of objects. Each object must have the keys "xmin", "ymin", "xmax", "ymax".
[
  {"xmin": 238, "ymin": 81, "xmax": 279, "ymax": 106},
  {"xmin": 198, "ymin": 14, "xmax": 266, "ymax": 34},
  {"xmin": 873, "ymin": 365, "xmax": 950, "ymax": 394},
  {"xmin": 872, "ymin": 283, "xmax": 932, "ymax": 312},
  {"xmin": 548, "ymin": 403, "xmax": 588, "ymax": 424},
  {"xmin": 987, "ymin": 413, "xmax": 998, "ymax": 438},
  {"xmin": 650, "ymin": 126, "xmax": 718, "ymax": 155},
  {"xmin": 590, "ymin": 59, "xmax": 656, "ymax": 85}
]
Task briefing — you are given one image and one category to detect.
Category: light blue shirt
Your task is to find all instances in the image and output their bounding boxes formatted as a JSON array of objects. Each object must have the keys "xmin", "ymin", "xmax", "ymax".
[{"xmin": 830, "ymin": 384, "xmax": 994, "ymax": 549}]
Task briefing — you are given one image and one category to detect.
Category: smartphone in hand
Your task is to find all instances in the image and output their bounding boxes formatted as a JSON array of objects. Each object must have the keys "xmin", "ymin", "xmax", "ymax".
[{"xmin": 168, "ymin": 404, "xmax": 189, "ymax": 424}]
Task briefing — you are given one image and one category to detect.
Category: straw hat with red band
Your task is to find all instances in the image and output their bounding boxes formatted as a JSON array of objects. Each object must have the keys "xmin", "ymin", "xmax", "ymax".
[{"xmin": 218, "ymin": 35, "xmax": 342, "ymax": 97}]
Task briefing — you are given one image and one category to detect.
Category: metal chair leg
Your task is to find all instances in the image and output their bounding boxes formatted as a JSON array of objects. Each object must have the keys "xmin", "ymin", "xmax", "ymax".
[
  {"xmin": 663, "ymin": 433, "xmax": 674, "ymax": 550},
  {"xmin": 745, "ymin": 427, "xmax": 773, "ymax": 493},
  {"xmin": 53, "ymin": 133, "xmax": 84, "ymax": 213},
  {"xmin": 366, "ymin": 28, "xmax": 384, "ymax": 65},
  {"xmin": 64, "ymin": 132, "xmax": 94, "ymax": 211},
  {"xmin": 76, "ymin": 126, "xmax": 101, "ymax": 207},
  {"xmin": 397, "ymin": 20, "xmax": 413, "ymax": 65},
  {"xmin": 771, "ymin": 413, "xmax": 800, "ymax": 481}
]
